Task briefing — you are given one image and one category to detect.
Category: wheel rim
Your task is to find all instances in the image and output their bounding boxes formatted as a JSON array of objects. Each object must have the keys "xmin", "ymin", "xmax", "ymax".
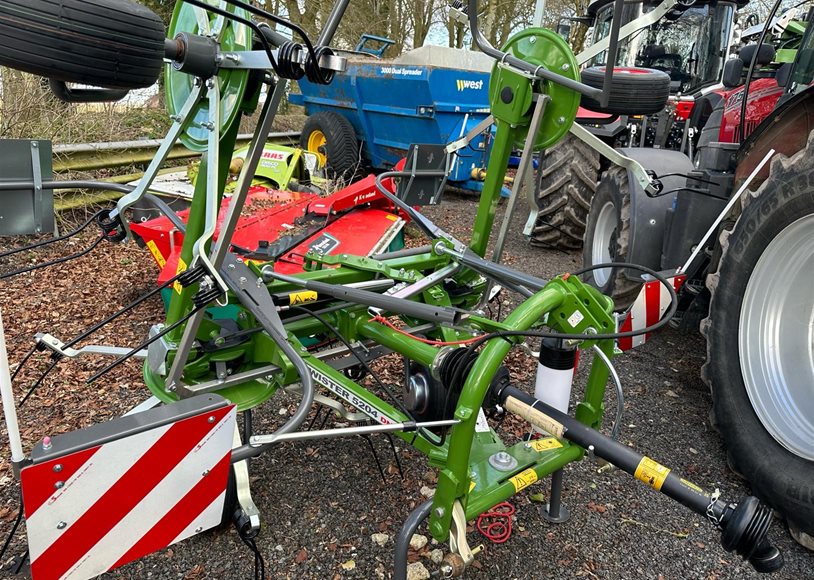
[
  {"xmin": 591, "ymin": 201, "xmax": 616, "ymax": 287},
  {"xmin": 166, "ymin": 1, "xmax": 251, "ymax": 152},
  {"xmin": 739, "ymin": 213, "xmax": 814, "ymax": 460},
  {"xmin": 307, "ymin": 130, "xmax": 328, "ymax": 166}
]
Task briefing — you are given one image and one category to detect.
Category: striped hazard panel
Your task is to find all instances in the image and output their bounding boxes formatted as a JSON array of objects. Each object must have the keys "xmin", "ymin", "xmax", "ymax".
[
  {"xmin": 21, "ymin": 397, "xmax": 236, "ymax": 580},
  {"xmin": 618, "ymin": 274, "xmax": 686, "ymax": 351}
]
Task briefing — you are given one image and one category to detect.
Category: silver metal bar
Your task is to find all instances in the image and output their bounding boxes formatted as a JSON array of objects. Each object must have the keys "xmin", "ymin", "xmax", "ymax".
[
  {"xmin": 112, "ymin": 82, "xmax": 205, "ymax": 235},
  {"xmin": 233, "ymin": 425, "xmax": 261, "ymax": 531},
  {"xmin": 679, "ymin": 149, "xmax": 775, "ymax": 275},
  {"xmin": 219, "ymin": 50, "xmax": 347, "ymax": 73},
  {"xmin": 591, "ymin": 344, "xmax": 624, "ymax": 440},
  {"xmin": 123, "ymin": 396, "xmax": 162, "ymax": 417},
  {"xmin": 491, "ymin": 95, "xmax": 548, "ymax": 277},
  {"xmin": 368, "ymin": 263, "xmax": 460, "ymax": 316},
  {"xmin": 165, "ymin": 80, "xmax": 288, "ymax": 391},
  {"xmin": 576, "ymin": 0, "xmax": 680, "ymax": 65},
  {"xmin": 0, "ymin": 311, "xmax": 25, "ymax": 469},
  {"xmin": 249, "ymin": 419, "xmax": 459, "ymax": 445},
  {"xmin": 35, "ymin": 333, "xmax": 147, "ymax": 359},
  {"xmin": 30, "ymin": 141, "xmax": 44, "ymax": 234},
  {"xmin": 52, "ymin": 132, "xmax": 299, "ymax": 156},
  {"xmin": 191, "ymin": 79, "xmax": 225, "ymax": 291},
  {"xmin": 568, "ymin": 123, "xmax": 660, "ymax": 195}
]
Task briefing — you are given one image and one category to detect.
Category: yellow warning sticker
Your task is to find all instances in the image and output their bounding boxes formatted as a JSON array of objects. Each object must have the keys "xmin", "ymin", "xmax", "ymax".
[
  {"xmin": 469, "ymin": 480, "xmax": 476, "ymax": 494},
  {"xmin": 634, "ymin": 456, "xmax": 671, "ymax": 491},
  {"xmin": 145, "ymin": 240, "xmax": 166, "ymax": 268},
  {"xmin": 386, "ymin": 214, "xmax": 398, "ymax": 221},
  {"xmin": 289, "ymin": 290, "xmax": 318, "ymax": 305},
  {"xmin": 680, "ymin": 478, "xmax": 704, "ymax": 493},
  {"xmin": 530, "ymin": 438, "xmax": 563, "ymax": 452},
  {"xmin": 173, "ymin": 258, "xmax": 187, "ymax": 294},
  {"xmin": 508, "ymin": 468, "xmax": 538, "ymax": 492}
]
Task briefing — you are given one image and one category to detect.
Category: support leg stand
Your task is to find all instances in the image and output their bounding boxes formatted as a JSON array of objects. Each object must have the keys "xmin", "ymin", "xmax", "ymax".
[{"xmin": 541, "ymin": 469, "xmax": 570, "ymax": 523}]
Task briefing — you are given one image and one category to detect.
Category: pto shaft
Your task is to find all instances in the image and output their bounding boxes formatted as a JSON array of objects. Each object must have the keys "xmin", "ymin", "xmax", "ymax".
[{"xmin": 497, "ymin": 386, "xmax": 783, "ymax": 573}]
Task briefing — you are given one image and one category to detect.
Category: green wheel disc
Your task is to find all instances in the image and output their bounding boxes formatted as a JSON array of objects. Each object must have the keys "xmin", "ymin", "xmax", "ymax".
[
  {"xmin": 496, "ymin": 28, "xmax": 580, "ymax": 150},
  {"xmin": 166, "ymin": 1, "xmax": 251, "ymax": 152}
]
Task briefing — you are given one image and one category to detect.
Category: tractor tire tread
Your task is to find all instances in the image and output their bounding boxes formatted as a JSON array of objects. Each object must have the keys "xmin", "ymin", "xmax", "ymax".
[
  {"xmin": 701, "ymin": 132, "xmax": 814, "ymax": 542},
  {"xmin": 531, "ymin": 134, "xmax": 599, "ymax": 250}
]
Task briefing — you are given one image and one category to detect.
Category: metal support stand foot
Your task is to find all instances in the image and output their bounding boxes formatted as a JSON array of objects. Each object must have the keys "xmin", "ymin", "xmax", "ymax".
[
  {"xmin": 232, "ymin": 426, "xmax": 261, "ymax": 536},
  {"xmin": 541, "ymin": 469, "xmax": 570, "ymax": 523}
]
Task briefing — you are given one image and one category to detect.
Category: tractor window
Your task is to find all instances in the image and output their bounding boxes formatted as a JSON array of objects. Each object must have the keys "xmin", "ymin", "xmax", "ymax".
[
  {"xmin": 589, "ymin": 2, "xmax": 736, "ymax": 93},
  {"xmin": 790, "ymin": 10, "xmax": 814, "ymax": 91}
]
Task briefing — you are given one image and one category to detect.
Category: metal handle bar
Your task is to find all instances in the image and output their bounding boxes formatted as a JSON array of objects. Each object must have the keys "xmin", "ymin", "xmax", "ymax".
[{"xmin": 466, "ymin": 0, "xmax": 602, "ymax": 99}]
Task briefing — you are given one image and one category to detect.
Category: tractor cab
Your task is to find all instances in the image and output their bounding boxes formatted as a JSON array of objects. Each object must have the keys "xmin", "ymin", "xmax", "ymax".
[{"xmin": 587, "ymin": 0, "xmax": 742, "ymax": 95}]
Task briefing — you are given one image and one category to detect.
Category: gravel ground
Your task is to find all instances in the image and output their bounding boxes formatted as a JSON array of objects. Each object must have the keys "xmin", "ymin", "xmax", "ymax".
[{"xmin": 0, "ymin": 192, "xmax": 811, "ymax": 580}]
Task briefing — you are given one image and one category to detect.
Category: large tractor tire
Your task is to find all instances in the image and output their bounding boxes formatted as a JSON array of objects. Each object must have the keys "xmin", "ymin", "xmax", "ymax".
[
  {"xmin": 300, "ymin": 112, "xmax": 361, "ymax": 181},
  {"xmin": 581, "ymin": 166, "xmax": 643, "ymax": 310},
  {"xmin": 529, "ymin": 134, "xmax": 600, "ymax": 250},
  {"xmin": 0, "ymin": 0, "xmax": 165, "ymax": 90},
  {"xmin": 701, "ymin": 136, "xmax": 814, "ymax": 548}
]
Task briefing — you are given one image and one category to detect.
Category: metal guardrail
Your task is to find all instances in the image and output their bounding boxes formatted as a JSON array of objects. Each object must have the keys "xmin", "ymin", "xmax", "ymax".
[
  {"xmin": 49, "ymin": 131, "xmax": 301, "ymax": 210},
  {"xmin": 52, "ymin": 131, "xmax": 301, "ymax": 173}
]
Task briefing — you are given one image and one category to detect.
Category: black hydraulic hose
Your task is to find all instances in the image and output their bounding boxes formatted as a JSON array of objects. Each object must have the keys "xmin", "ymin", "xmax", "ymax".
[
  {"xmin": 393, "ymin": 499, "xmax": 433, "ymax": 580},
  {"xmin": 0, "ymin": 209, "xmax": 103, "ymax": 261},
  {"xmin": 9, "ymin": 344, "xmax": 37, "ymax": 384},
  {"xmin": 0, "ymin": 181, "xmax": 185, "ymax": 232},
  {"xmin": 739, "ymin": 0, "xmax": 784, "ymax": 144},
  {"xmin": 85, "ymin": 302, "xmax": 207, "ymax": 384},
  {"xmin": 0, "ymin": 233, "xmax": 106, "ymax": 281},
  {"xmin": 465, "ymin": 0, "xmax": 601, "ymax": 99}
]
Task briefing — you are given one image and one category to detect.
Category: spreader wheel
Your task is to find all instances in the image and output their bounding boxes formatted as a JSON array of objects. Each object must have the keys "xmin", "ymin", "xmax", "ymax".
[
  {"xmin": 0, "ymin": 0, "xmax": 165, "ymax": 89},
  {"xmin": 300, "ymin": 112, "xmax": 360, "ymax": 180},
  {"xmin": 580, "ymin": 67, "xmax": 670, "ymax": 116}
]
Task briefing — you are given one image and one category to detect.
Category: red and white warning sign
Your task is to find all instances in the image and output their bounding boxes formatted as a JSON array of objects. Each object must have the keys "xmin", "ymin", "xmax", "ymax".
[
  {"xmin": 618, "ymin": 274, "xmax": 686, "ymax": 351},
  {"xmin": 21, "ymin": 398, "xmax": 236, "ymax": 580}
]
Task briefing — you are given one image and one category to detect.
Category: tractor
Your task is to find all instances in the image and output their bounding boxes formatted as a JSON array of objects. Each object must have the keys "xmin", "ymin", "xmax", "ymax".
[
  {"xmin": 530, "ymin": 0, "xmax": 746, "ymax": 249},
  {"xmin": 580, "ymin": 0, "xmax": 814, "ymax": 551}
]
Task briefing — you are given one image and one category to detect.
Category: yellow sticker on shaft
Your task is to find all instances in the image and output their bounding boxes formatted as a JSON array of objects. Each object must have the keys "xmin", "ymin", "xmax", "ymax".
[
  {"xmin": 634, "ymin": 456, "xmax": 671, "ymax": 491},
  {"xmin": 145, "ymin": 240, "xmax": 166, "ymax": 268},
  {"xmin": 530, "ymin": 438, "xmax": 563, "ymax": 452},
  {"xmin": 173, "ymin": 258, "xmax": 187, "ymax": 294},
  {"xmin": 509, "ymin": 468, "xmax": 538, "ymax": 492},
  {"xmin": 289, "ymin": 290, "xmax": 318, "ymax": 305}
]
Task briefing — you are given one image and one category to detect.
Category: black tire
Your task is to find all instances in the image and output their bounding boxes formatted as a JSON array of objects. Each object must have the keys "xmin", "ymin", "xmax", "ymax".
[
  {"xmin": 530, "ymin": 134, "xmax": 600, "ymax": 250},
  {"xmin": 300, "ymin": 112, "xmax": 361, "ymax": 181},
  {"xmin": 580, "ymin": 67, "xmax": 671, "ymax": 116},
  {"xmin": 581, "ymin": 167, "xmax": 642, "ymax": 310},
  {"xmin": 701, "ymin": 137, "xmax": 814, "ymax": 546},
  {"xmin": 0, "ymin": 0, "xmax": 165, "ymax": 90}
]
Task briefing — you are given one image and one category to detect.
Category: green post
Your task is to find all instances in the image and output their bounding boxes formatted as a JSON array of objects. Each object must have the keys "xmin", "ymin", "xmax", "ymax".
[
  {"xmin": 429, "ymin": 285, "xmax": 566, "ymax": 539},
  {"xmin": 165, "ymin": 120, "xmax": 241, "ymax": 333},
  {"xmin": 469, "ymin": 121, "xmax": 516, "ymax": 257}
]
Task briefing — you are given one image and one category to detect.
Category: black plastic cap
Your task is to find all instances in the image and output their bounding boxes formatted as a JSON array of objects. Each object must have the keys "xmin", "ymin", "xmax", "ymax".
[{"xmin": 538, "ymin": 338, "xmax": 577, "ymax": 370}]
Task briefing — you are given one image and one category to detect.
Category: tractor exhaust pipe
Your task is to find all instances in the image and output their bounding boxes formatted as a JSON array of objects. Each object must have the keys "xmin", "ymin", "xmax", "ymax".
[{"xmin": 496, "ymin": 385, "xmax": 784, "ymax": 573}]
